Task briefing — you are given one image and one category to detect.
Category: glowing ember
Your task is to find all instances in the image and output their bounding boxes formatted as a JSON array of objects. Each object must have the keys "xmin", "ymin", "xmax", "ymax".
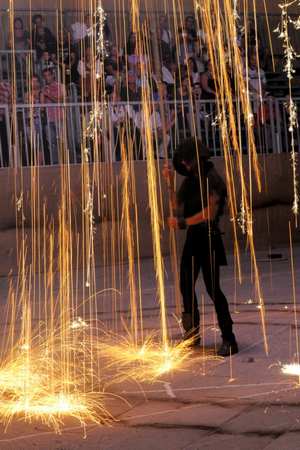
[{"xmin": 281, "ymin": 363, "xmax": 300, "ymax": 377}]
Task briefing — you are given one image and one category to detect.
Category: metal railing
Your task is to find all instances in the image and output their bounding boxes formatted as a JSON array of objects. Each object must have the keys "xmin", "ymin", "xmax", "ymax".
[
  {"xmin": 0, "ymin": 97, "xmax": 298, "ymax": 167},
  {"xmin": 0, "ymin": 50, "xmax": 36, "ymax": 101}
]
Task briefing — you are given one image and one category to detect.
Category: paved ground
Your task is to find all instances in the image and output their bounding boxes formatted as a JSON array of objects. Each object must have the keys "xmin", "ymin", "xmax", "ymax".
[{"xmin": 0, "ymin": 245, "xmax": 300, "ymax": 449}]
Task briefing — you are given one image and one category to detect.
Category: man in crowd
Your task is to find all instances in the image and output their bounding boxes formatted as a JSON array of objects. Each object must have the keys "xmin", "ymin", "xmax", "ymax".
[
  {"xmin": 32, "ymin": 14, "xmax": 57, "ymax": 59},
  {"xmin": 42, "ymin": 68, "xmax": 66, "ymax": 164}
]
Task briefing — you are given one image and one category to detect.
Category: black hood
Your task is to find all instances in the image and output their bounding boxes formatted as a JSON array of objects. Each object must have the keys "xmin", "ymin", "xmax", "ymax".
[{"xmin": 172, "ymin": 138, "xmax": 211, "ymax": 176}]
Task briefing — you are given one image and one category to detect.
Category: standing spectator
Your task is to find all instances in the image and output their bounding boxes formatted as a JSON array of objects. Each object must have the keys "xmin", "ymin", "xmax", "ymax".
[
  {"xmin": 24, "ymin": 75, "xmax": 45, "ymax": 165},
  {"xmin": 42, "ymin": 68, "xmax": 66, "ymax": 164},
  {"xmin": 6, "ymin": 17, "xmax": 30, "ymax": 96},
  {"xmin": 160, "ymin": 58, "xmax": 177, "ymax": 99},
  {"xmin": 201, "ymin": 61, "xmax": 217, "ymax": 99},
  {"xmin": 108, "ymin": 46, "xmax": 124, "ymax": 70},
  {"xmin": 187, "ymin": 57, "xmax": 200, "ymax": 86},
  {"xmin": 176, "ymin": 28, "xmax": 188, "ymax": 65},
  {"xmin": 120, "ymin": 71, "xmax": 141, "ymax": 105},
  {"xmin": 119, "ymin": 72, "xmax": 142, "ymax": 158},
  {"xmin": 77, "ymin": 47, "xmax": 101, "ymax": 101},
  {"xmin": 0, "ymin": 77, "xmax": 11, "ymax": 167},
  {"xmin": 176, "ymin": 77, "xmax": 191, "ymax": 138},
  {"xmin": 245, "ymin": 52, "xmax": 267, "ymax": 96},
  {"xmin": 184, "ymin": 16, "xmax": 197, "ymax": 54},
  {"xmin": 125, "ymin": 32, "xmax": 138, "ymax": 71},
  {"xmin": 7, "ymin": 17, "xmax": 30, "ymax": 52},
  {"xmin": 148, "ymin": 84, "xmax": 175, "ymax": 158},
  {"xmin": 70, "ymin": 14, "xmax": 90, "ymax": 47},
  {"xmin": 65, "ymin": 51, "xmax": 80, "ymax": 88},
  {"xmin": 109, "ymin": 88, "xmax": 127, "ymax": 161},
  {"xmin": 125, "ymin": 32, "xmax": 148, "ymax": 73},
  {"xmin": 159, "ymin": 14, "xmax": 172, "ymax": 61},
  {"xmin": 36, "ymin": 51, "xmax": 56, "ymax": 78},
  {"xmin": 105, "ymin": 61, "xmax": 118, "ymax": 94},
  {"xmin": 32, "ymin": 14, "xmax": 57, "ymax": 59}
]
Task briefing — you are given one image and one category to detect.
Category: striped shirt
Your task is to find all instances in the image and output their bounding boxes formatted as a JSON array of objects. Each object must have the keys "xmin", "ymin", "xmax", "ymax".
[{"xmin": 0, "ymin": 81, "xmax": 11, "ymax": 121}]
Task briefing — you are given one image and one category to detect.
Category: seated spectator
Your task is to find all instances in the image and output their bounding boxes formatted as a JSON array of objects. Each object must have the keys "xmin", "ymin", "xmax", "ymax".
[
  {"xmin": 187, "ymin": 57, "xmax": 200, "ymax": 86},
  {"xmin": 7, "ymin": 17, "xmax": 30, "ymax": 51},
  {"xmin": 32, "ymin": 14, "xmax": 57, "ymax": 59},
  {"xmin": 0, "ymin": 77, "xmax": 11, "ymax": 166},
  {"xmin": 201, "ymin": 61, "xmax": 217, "ymax": 99},
  {"xmin": 42, "ymin": 68, "xmax": 66, "ymax": 164}
]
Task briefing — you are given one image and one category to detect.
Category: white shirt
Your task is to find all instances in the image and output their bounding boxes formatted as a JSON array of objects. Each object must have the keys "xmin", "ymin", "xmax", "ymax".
[
  {"xmin": 77, "ymin": 59, "xmax": 101, "ymax": 78},
  {"xmin": 243, "ymin": 65, "xmax": 266, "ymax": 93},
  {"xmin": 71, "ymin": 22, "xmax": 88, "ymax": 42},
  {"xmin": 161, "ymin": 29, "xmax": 172, "ymax": 46},
  {"xmin": 191, "ymin": 72, "xmax": 200, "ymax": 85},
  {"xmin": 162, "ymin": 66, "xmax": 175, "ymax": 84}
]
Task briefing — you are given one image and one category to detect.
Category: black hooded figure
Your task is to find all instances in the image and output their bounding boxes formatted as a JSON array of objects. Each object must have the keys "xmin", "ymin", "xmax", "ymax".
[{"xmin": 169, "ymin": 138, "xmax": 238, "ymax": 357}]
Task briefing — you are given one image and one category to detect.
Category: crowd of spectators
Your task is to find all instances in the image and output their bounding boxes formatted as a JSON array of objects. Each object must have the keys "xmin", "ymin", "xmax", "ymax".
[{"xmin": 0, "ymin": 11, "xmax": 270, "ymax": 165}]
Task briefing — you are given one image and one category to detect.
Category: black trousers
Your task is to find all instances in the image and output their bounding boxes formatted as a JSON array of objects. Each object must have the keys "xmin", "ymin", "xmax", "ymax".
[
  {"xmin": 0, "ymin": 120, "xmax": 9, "ymax": 167},
  {"xmin": 180, "ymin": 237, "xmax": 235, "ymax": 342}
]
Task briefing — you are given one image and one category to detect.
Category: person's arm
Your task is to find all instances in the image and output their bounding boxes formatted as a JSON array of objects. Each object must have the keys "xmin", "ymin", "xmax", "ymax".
[
  {"xmin": 162, "ymin": 163, "xmax": 177, "ymax": 210},
  {"xmin": 200, "ymin": 72, "xmax": 215, "ymax": 95},
  {"xmin": 165, "ymin": 110, "xmax": 176, "ymax": 132},
  {"xmin": 39, "ymin": 90, "xmax": 45, "ymax": 104},
  {"xmin": 77, "ymin": 60, "xmax": 85, "ymax": 78},
  {"xmin": 186, "ymin": 191, "xmax": 218, "ymax": 225},
  {"xmin": 43, "ymin": 84, "xmax": 65, "ymax": 103},
  {"xmin": 168, "ymin": 191, "xmax": 219, "ymax": 229}
]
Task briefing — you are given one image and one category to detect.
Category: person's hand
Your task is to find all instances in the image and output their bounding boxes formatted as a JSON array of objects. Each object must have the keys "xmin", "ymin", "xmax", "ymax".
[
  {"xmin": 168, "ymin": 217, "xmax": 178, "ymax": 229},
  {"xmin": 162, "ymin": 162, "xmax": 174, "ymax": 182}
]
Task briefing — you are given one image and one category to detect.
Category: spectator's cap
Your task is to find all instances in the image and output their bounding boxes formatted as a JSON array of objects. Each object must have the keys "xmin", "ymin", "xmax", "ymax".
[{"xmin": 173, "ymin": 138, "xmax": 210, "ymax": 176}]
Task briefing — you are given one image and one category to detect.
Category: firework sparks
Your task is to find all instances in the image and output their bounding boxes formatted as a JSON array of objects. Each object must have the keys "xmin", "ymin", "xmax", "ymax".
[{"xmin": 281, "ymin": 363, "xmax": 300, "ymax": 377}]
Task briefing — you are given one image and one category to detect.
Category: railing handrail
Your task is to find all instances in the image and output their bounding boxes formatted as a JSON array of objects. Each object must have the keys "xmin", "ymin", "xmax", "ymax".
[
  {"xmin": 0, "ymin": 8, "xmax": 294, "ymax": 16},
  {"xmin": 0, "ymin": 97, "xmax": 296, "ymax": 109},
  {"xmin": 0, "ymin": 50, "xmax": 36, "ymax": 54}
]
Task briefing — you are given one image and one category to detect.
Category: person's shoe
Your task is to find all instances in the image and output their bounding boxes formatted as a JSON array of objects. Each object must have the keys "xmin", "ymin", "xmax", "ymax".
[
  {"xmin": 217, "ymin": 340, "xmax": 238, "ymax": 357},
  {"xmin": 183, "ymin": 328, "xmax": 201, "ymax": 347}
]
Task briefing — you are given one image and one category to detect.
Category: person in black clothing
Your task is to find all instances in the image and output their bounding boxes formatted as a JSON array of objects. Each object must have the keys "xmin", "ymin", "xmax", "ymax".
[
  {"xmin": 163, "ymin": 138, "xmax": 238, "ymax": 357},
  {"xmin": 32, "ymin": 14, "xmax": 57, "ymax": 59}
]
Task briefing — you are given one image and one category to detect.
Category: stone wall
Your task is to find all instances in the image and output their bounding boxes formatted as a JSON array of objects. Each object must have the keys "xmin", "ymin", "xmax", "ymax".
[{"xmin": 0, "ymin": 154, "xmax": 298, "ymax": 276}]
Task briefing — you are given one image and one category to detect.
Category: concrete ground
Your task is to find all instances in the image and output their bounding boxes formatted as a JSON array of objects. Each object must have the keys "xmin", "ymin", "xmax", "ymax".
[{"xmin": 0, "ymin": 245, "xmax": 300, "ymax": 449}]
